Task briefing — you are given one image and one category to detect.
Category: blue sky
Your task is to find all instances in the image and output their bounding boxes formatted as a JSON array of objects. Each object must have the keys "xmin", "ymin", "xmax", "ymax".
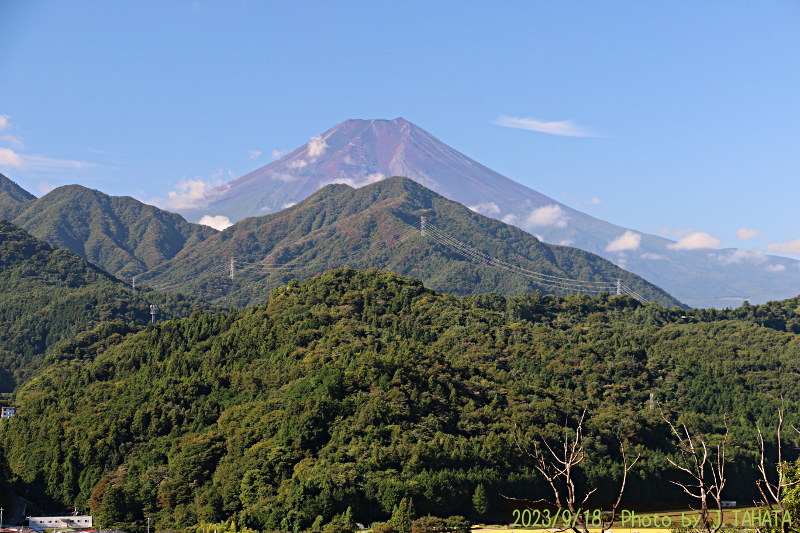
[{"xmin": 1, "ymin": 1, "xmax": 799, "ymax": 256}]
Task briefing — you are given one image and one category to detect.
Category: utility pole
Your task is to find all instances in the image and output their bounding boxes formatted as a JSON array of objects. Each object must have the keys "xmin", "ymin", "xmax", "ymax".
[
  {"xmin": 150, "ymin": 304, "xmax": 158, "ymax": 324},
  {"xmin": 616, "ymin": 279, "xmax": 621, "ymax": 296},
  {"xmin": 420, "ymin": 216, "xmax": 426, "ymax": 237},
  {"xmin": 132, "ymin": 276, "xmax": 136, "ymax": 291},
  {"xmin": 147, "ymin": 516, "xmax": 150, "ymax": 533},
  {"xmin": 1, "ymin": 506, "xmax": 4, "ymax": 528},
  {"xmin": 650, "ymin": 392, "xmax": 654, "ymax": 410},
  {"xmin": 230, "ymin": 257, "xmax": 235, "ymax": 280}
]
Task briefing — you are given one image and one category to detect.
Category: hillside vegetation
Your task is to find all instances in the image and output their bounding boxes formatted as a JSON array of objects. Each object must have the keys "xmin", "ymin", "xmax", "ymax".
[
  {"xmin": 2, "ymin": 180, "xmax": 217, "ymax": 279},
  {"xmin": 0, "ymin": 173, "xmax": 36, "ymax": 220},
  {"xmin": 2, "ymin": 267, "xmax": 797, "ymax": 532},
  {"xmin": 0, "ymin": 219, "xmax": 211, "ymax": 391},
  {"xmin": 142, "ymin": 177, "xmax": 683, "ymax": 308}
]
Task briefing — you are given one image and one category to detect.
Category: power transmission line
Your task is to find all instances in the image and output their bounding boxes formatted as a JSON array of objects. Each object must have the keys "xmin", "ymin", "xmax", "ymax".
[
  {"xmin": 416, "ymin": 219, "xmax": 649, "ymax": 303},
  {"xmin": 418, "ymin": 222, "xmax": 615, "ymax": 293},
  {"xmin": 136, "ymin": 216, "xmax": 649, "ymax": 304},
  {"xmin": 139, "ymin": 224, "xmax": 417, "ymax": 293}
]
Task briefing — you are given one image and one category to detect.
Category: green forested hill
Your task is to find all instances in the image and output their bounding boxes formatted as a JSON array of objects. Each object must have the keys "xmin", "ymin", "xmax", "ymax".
[
  {"xmin": 2, "ymin": 268, "xmax": 796, "ymax": 532},
  {"xmin": 0, "ymin": 173, "xmax": 36, "ymax": 220},
  {"xmin": 7, "ymin": 183, "xmax": 217, "ymax": 278},
  {"xmin": 141, "ymin": 177, "xmax": 683, "ymax": 308},
  {"xmin": 0, "ymin": 219, "xmax": 210, "ymax": 391}
]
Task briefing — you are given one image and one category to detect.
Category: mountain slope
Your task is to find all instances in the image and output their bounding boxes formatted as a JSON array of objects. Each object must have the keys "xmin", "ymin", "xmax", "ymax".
[
  {"xmin": 142, "ymin": 176, "xmax": 683, "ymax": 308},
  {"xmin": 0, "ymin": 219, "xmax": 210, "ymax": 392},
  {"xmin": 2, "ymin": 268, "xmax": 797, "ymax": 530},
  {"xmin": 0, "ymin": 173, "xmax": 36, "ymax": 220},
  {"xmin": 178, "ymin": 118, "xmax": 800, "ymax": 308},
  {"xmin": 9, "ymin": 184, "xmax": 217, "ymax": 279}
]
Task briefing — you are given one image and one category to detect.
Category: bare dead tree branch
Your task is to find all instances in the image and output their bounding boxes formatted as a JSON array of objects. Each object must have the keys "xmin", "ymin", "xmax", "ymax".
[
  {"xmin": 754, "ymin": 403, "xmax": 799, "ymax": 533},
  {"xmin": 505, "ymin": 410, "xmax": 640, "ymax": 533},
  {"xmin": 601, "ymin": 440, "xmax": 641, "ymax": 531},
  {"xmin": 660, "ymin": 408, "xmax": 727, "ymax": 533}
]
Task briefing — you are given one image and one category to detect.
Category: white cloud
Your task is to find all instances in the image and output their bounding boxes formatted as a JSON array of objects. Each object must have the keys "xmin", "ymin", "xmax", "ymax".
[
  {"xmin": 307, "ymin": 135, "xmax": 328, "ymax": 158},
  {"xmin": 0, "ymin": 115, "xmax": 94, "ymax": 174},
  {"xmin": 320, "ymin": 172, "xmax": 386, "ymax": 189},
  {"xmin": 0, "ymin": 147, "xmax": 23, "ymax": 168},
  {"xmin": 23, "ymin": 155, "xmax": 94, "ymax": 172},
  {"xmin": 606, "ymin": 230, "xmax": 641, "ymax": 252},
  {"xmin": 765, "ymin": 264, "xmax": 786, "ymax": 273},
  {"xmin": 736, "ymin": 227, "xmax": 759, "ymax": 240},
  {"xmin": 364, "ymin": 172, "xmax": 387, "ymax": 184},
  {"xmin": 525, "ymin": 204, "xmax": 568, "ymax": 228},
  {"xmin": 534, "ymin": 234, "xmax": 545, "ymax": 242},
  {"xmin": 558, "ymin": 239, "xmax": 574, "ymax": 246},
  {"xmin": 767, "ymin": 239, "xmax": 800, "ymax": 255},
  {"xmin": 288, "ymin": 159, "xmax": 308, "ymax": 169},
  {"xmin": 249, "ymin": 150, "xmax": 262, "ymax": 160},
  {"xmin": 271, "ymin": 149, "xmax": 284, "ymax": 159},
  {"xmin": 581, "ymin": 197, "xmax": 602, "ymax": 208},
  {"xmin": 501, "ymin": 213, "xmax": 518, "ymax": 225},
  {"xmin": 37, "ymin": 181, "xmax": 56, "ymax": 194},
  {"xmin": 666, "ymin": 232, "xmax": 722, "ymax": 250},
  {"xmin": 467, "ymin": 202, "xmax": 501, "ymax": 216},
  {"xmin": 1, "ymin": 134, "xmax": 24, "ymax": 149},
  {"xmin": 565, "ymin": 193, "xmax": 602, "ymax": 209},
  {"xmin": 198, "ymin": 215, "xmax": 233, "ymax": 231},
  {"xmin": 164, "ymin": 177, "xmax": 229, "ymax": 210},
  {"xmin": 322, "ymin": 177, "xmax": 359, "ymax": 187},
  {"xmin": 640, "ymin": 252, "xmax": 665, "ymax": 260},
  {"xmin": 716, "ymin": 248, "xmax": 767, "ymax": 265},
  {"xmin": 281, "ymin": 202, "xmax": 297, "ymax": 209},
  {"xmin": 493, "ymin": 115, "xmax": 599, "ymax": 137}
]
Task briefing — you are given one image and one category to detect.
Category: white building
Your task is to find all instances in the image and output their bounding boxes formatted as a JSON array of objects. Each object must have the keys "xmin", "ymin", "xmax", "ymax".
[
  {"xmin": 1, "ymin": 406, "xmax": 16, "ymax": 418},
  {"xmin": 27, "ymin": 516, "xmax": 93, "ymax": 528}
]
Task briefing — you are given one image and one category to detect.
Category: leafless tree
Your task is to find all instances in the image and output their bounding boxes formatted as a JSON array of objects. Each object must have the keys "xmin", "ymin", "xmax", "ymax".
[
  {"xmin": 661, "ymin": 408, "xmax": 728, "ymax": 533},
  {"xmin": 754, "ymin": 405, "xmax": 800, "ymax": 533},
  {"xmin": 506, "ymin": 409, "xmax": 640, "ymax": 533}
]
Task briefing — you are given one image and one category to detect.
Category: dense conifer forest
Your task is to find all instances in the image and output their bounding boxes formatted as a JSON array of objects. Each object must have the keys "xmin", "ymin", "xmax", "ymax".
[
  {"xmin": 1, "ymin": 267, "xmax": 798, "ymax": 532},
  {"xmin": 0, "ymin": 219, "xmax": 211, "ymax": 390}
]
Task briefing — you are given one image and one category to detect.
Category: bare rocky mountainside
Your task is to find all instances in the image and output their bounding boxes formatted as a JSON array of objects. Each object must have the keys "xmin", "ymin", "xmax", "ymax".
[{"xmin": 175, "ymin": 119, "xmax": 800, "ymax": 308}]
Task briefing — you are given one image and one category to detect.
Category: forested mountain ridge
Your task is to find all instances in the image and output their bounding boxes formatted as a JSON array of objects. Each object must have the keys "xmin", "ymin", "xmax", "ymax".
[
  {"xmin": 0, "ymin": 173, "xmax": 36, "ymax": 220},
  {"xmin": 2, "ymin": 267, "xmax": 797, "ymax": 532},
  {"xmin": 0, "ymin": 219, "xmax": 211, "ymax": 391},
  {"xmin": 4, "ymin": 183, "xmax": 217, "ymax": 279},
  {"xmin": 141, "ymin": 176, "xmax": 684, "ymax": 308},
  {"xmin": 174, "ymin": 118, "xmax": 800, "ymax": 309}
]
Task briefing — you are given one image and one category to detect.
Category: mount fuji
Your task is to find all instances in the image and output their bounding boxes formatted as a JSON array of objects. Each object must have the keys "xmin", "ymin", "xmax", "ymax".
[{"xmin": 178, "ymin": 118, "xmax": 800, "ymax": 308}]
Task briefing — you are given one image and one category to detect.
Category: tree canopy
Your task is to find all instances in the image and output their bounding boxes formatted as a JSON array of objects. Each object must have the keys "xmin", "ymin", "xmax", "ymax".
[{"xmin": 1, "ymin": 267, "xmax": 797, "ymax": 532}]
